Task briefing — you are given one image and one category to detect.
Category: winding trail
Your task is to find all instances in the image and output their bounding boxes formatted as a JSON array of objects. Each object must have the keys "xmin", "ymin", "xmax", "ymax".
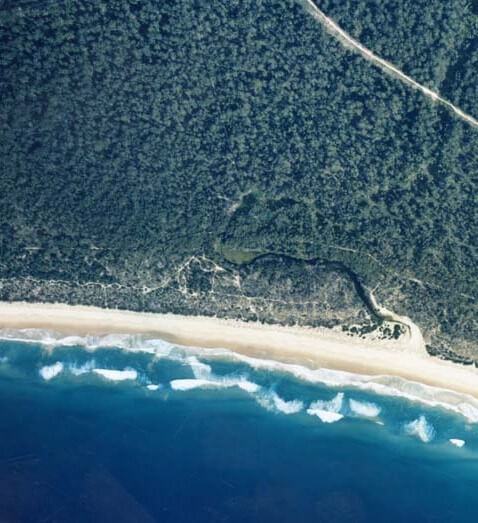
[{"xmin": 303, "ymin": 0, "xmax": 478, "ymax": 130}]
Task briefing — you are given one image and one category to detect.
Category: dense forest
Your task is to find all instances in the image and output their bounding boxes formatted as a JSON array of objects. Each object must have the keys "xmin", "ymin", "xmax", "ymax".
[
  {"xmin": 0, "ymin": 0, "xmax": 476, "ymax": 362},
  {"xmin": 318, "ymin": 0, "xmax": 478, "ymax": 116}
]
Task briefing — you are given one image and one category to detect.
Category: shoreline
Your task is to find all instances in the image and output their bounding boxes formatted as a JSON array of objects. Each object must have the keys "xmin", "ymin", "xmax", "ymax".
[{"xmin": 0, "ymin": 300, "xmax": 477, "ymax": 399}]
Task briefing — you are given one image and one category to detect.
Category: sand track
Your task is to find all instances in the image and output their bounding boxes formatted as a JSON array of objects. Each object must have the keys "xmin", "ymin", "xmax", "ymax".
[{"xmin": 304, "ymin": 0, "xmax": 478, "ymax": 130}]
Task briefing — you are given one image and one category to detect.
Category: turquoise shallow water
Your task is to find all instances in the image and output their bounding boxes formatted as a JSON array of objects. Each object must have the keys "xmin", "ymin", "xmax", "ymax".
[{"xmin": 0, "ymin": 333, "xmax": 477, "ymax": 522}]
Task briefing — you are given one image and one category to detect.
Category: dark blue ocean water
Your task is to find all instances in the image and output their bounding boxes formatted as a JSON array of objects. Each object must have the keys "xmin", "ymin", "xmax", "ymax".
[{"xmin": 0, "ymin": 336, "xmax": 477, "ymax": 523}]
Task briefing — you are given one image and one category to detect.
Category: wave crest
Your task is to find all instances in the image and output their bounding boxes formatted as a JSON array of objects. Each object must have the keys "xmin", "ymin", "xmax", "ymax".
[
  {"xmin": 256, "ymin": 390, "xmax": 304, "ymax": 414},
  {"xmin": 200, "ymin": 349, "xmax": 478, "ymax": 423},
  {"xmin": 92, "ymin": 368, "xmax": 138, "ymax": 381},
  {"xmin": 404, "ymin": 415, "xmax": 435, "ymax": 443},
  {"xmin": 39, "ymin": 362, "xmax": 64, "ymax": 380},
  {"xmin": 3, "ymin": 328, "xmax": 478, "ymax": 423},
  {"xmin": 170, "ymin": 378, "xmax": 222, "ymax": 391},
  {"xmin": 349, "ymin": 398, "xmax": 381, "ymax": 418},
  {"xmin": 307, "ymin": 393, "xmax": 344, "ymax": 423}
]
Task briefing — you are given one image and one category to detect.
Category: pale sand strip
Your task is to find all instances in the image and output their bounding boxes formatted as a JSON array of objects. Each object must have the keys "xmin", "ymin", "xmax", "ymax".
[{"xmin": 0, "ymin": 301, "xmax": 477, "ymax": 398}]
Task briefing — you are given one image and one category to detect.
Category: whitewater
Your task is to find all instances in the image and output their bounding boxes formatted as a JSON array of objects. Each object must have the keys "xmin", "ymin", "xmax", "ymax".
[
  {"xmin": 1, "ymin": 328, "xmax": 478, "ymax": 439},
  {"xmin": 1, "ymin": 329, "xmax": 477, "ymax": 521}
]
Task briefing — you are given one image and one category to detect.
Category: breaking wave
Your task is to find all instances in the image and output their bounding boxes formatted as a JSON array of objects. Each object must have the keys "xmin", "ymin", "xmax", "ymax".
[
  {"xmin": 307, "ymin": 410, "xmax": 343, "ymax": 423},
  {"xmin": 69, "ymin": 360, "xmax": 97, "ymax": 376},
  {"xmin": 40, "ymin": 359, "xmax": 139, "ymax": 383},
  {"xmin": 170, "ymin": 378, "xmax": 260, "ymax": 393},
  {"xmin": 404, "ymin": 415, "xmax": 435, "ymax": 443},
  {"xmin": 170, "ymin": 378, "xmax": 224, "ymax": 391},
  {"xmin": 0, "ymin": 328, "xmax": 176, "ymax": 355},
  {"xmin": 199, "ymin": 349, "xmax": 478, "ymax": 424},
  {"xmin": 179, "ymin": 356, "xmax": 261, "ymax": 393},
  {"xmin": 171, "ymin": 355, "xmax": 303, "ymax": 413},
  {"xmin": 186, "ymin": 356, "xmax": 213, "ymax": 379},
  {"xmin": 349, "ymin": 398, "xmax": 381, "ymax": 418},
  {"xmin": 92, "ymin": 368, "xmax": 138, "ymax": 381},
  {"xmin": 307, "ymin": 393, "xmax": 344, "ymax": 423},
  {"xmin": 39, "ymin": 361, "xmax": 64, "ymax": 380},
  {"xmin": 3, "ymin": 328, "xmax": 478, "ymax": 423},
  {"xmin": 256, "ymin": 390, "xmax": 304, "ymax": 414},
  {"xmin": 36, "ymin": 355, "xmax": 141, "ymax": 387}
]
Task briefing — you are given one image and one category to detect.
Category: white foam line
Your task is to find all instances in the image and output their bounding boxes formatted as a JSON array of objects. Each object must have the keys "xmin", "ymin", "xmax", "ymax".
[
  {"xmin": 197, "ymin": 348, "xmax": 478, "ymax": 423},
  {"xmin": 303, "ymin": 0, "xmax": 478, "ymax": 130},
  {"xmin": 3, "ymin": 328, "xmax": 478, "ymax": 423},
  {"xmin": 0, "ymin": 328, "xmax": 176, "ymax": 355}
]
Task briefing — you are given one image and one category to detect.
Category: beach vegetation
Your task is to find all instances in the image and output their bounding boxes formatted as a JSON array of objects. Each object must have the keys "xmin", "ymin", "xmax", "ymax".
[{"xmin": 0, "ymin": 0, "xmax": 476, "ymax": 357}]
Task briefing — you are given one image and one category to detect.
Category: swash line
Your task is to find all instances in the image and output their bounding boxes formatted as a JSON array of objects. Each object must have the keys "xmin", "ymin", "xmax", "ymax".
[{"xmin": 303, "ymin": 0, "xmax": 478, "ymax": 130}]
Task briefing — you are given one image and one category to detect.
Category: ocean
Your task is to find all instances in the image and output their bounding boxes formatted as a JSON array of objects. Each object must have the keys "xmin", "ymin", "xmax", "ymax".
[{"xmin": 0, "ymin": 331, "xmax": 477, "ymax": 522}]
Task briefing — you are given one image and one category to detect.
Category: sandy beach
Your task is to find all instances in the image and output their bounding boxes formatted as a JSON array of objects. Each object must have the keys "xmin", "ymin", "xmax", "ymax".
[{"xmin": 0, "ymin": 300, "xmax": 477, "ymax": 398}]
